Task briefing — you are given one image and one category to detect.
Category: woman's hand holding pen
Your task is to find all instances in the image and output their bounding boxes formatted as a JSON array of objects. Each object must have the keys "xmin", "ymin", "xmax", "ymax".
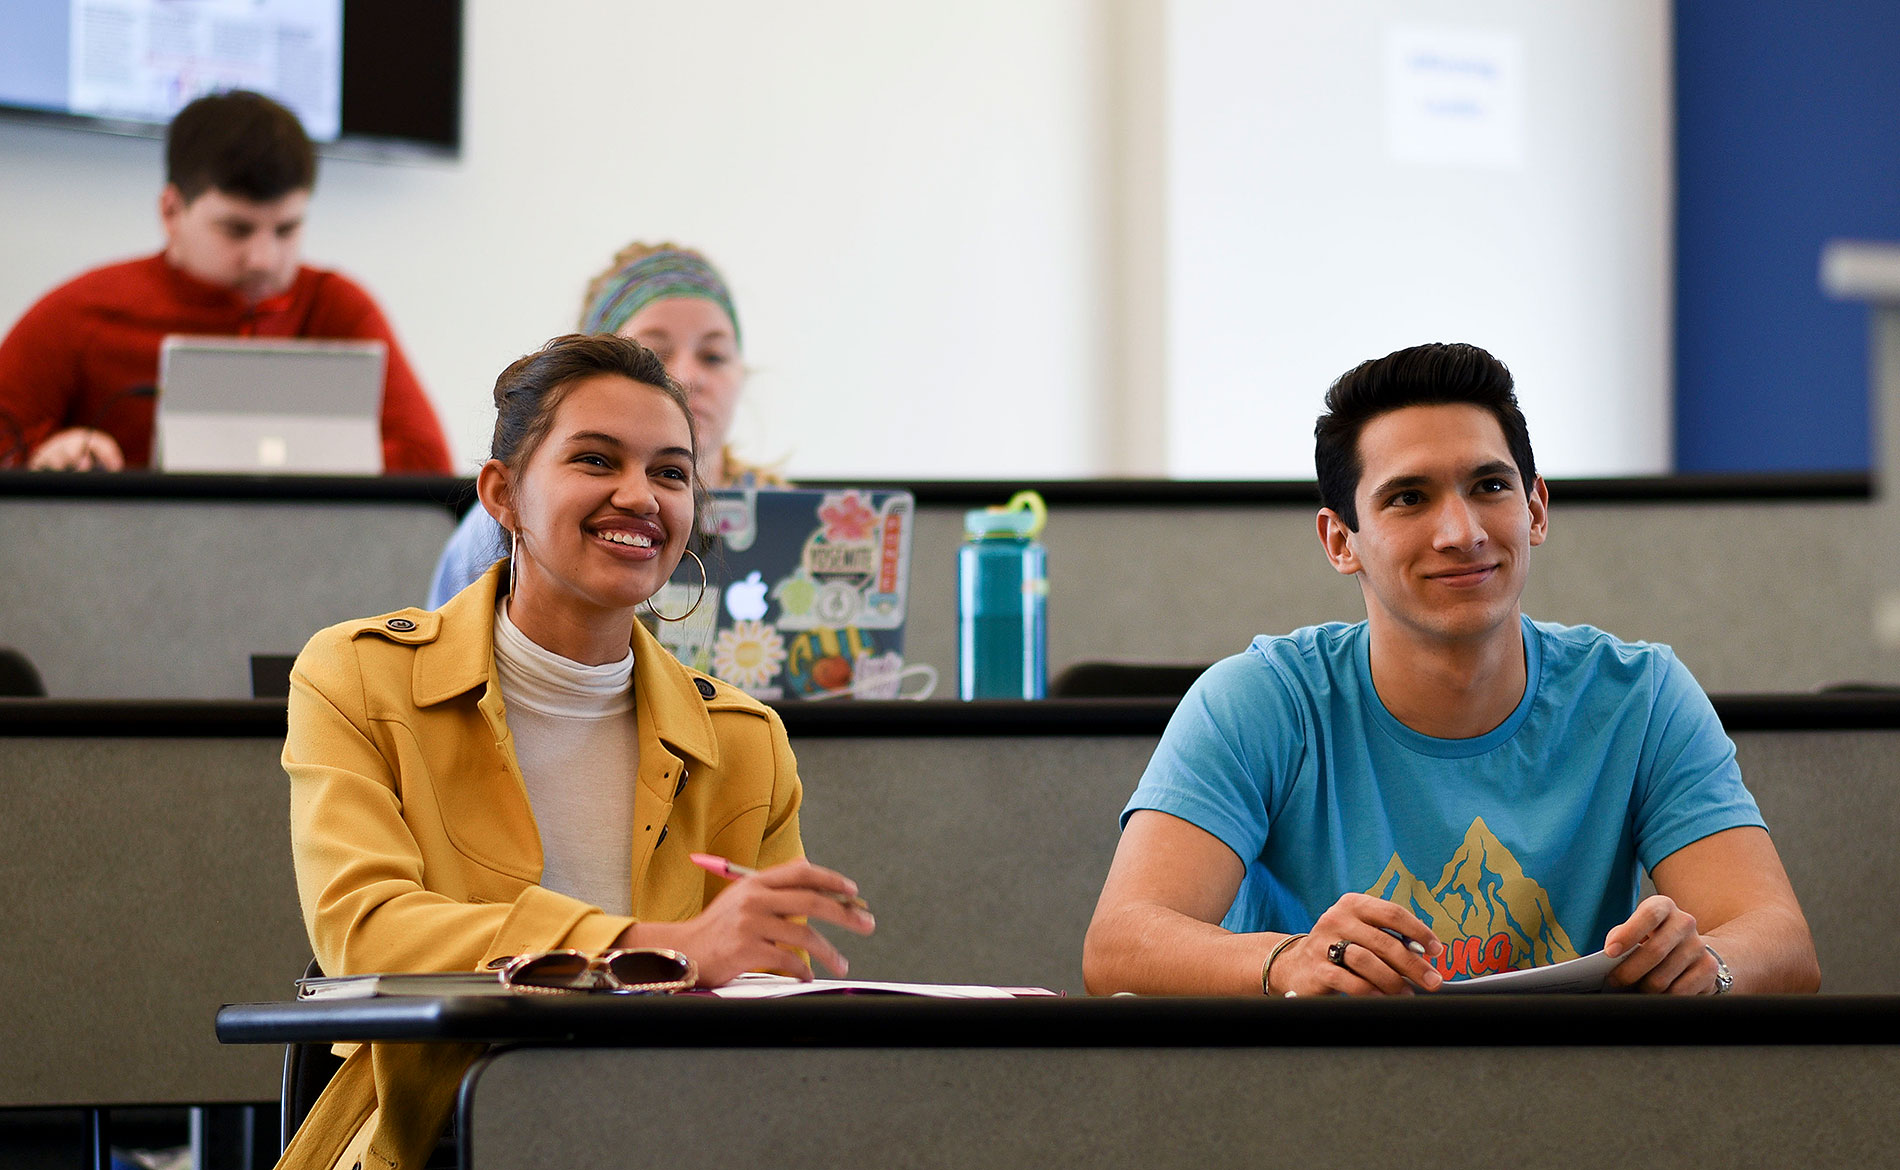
[
  {"xmin": 1271, "ymin": 893, "xmax": 1444, "ymax": 996},
  {"xmin": 616, "ymin": 858, "xmax": 876, "ymax": 988}
]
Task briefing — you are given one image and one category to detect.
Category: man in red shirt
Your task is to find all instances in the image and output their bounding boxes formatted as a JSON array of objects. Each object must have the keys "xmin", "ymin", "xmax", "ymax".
[{"xmin": 0, "ymin": 90, "xmax": 453, "ymax": 473}]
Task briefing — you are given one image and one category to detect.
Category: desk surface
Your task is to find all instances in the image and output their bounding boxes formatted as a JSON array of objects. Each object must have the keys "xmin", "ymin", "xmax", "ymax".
[
  {"xmin": 217, "ymin": 992, "xmax": 1900, "ymax": 1049},
  {"xmin": 4, "ymin": 469, "xmax": 1890, "ymax": 699},
  {"xmin": 9, "ymin": 692, "xmax": 1900, "ymax": 738},
  {"xmin": 233, "ymin": 994, "xmax": 1900, "ymax": 1168}
]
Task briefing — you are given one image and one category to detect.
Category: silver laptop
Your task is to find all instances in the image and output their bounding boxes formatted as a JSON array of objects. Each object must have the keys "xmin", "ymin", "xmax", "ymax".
[{"xmin": 156, "ymin": 336, "xmax": 384, "ymax": 474}]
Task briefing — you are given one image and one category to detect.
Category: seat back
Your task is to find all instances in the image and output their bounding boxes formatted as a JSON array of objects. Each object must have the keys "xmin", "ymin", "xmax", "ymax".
[
  {"xmin": 0, "ymin": 647, "xmax": 45, "ymax": 696},
  {"xmin": 1049, "ymin": 661, "xmax": 1205, "ymax": 699}
]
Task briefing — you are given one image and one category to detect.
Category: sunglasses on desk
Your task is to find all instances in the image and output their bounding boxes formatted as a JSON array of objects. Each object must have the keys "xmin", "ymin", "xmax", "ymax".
[{"xmin": 487, "ymin": 947, "xmax": 699, "ymax": 995}]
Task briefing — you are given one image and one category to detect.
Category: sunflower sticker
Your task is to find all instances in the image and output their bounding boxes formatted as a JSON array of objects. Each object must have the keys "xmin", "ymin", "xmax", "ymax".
[{"xmin": 711, "ymin": 620, "xmax": 788, "ymax": 695}]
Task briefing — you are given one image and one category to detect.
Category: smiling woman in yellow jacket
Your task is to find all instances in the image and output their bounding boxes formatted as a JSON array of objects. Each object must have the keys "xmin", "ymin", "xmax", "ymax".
[{"xmin": 280, "ymin": 334, "xmax": 873, "ymax": 1170}]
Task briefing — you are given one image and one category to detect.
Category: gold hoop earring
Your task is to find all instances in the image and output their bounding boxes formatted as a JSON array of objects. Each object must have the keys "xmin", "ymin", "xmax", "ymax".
[{"xmin": 642, "ymin": 548, "xmax": 708, "ymax": 622}]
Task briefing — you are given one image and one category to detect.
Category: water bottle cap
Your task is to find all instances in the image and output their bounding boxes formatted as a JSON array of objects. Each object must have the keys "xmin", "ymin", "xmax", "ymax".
[
  {"xmin": 965, "ymin": 509, "xmax": 1037, "ymax": 538},
  {"xmin": 965, "ymin": 490, "xmax": 1047, "ymax": 539}
]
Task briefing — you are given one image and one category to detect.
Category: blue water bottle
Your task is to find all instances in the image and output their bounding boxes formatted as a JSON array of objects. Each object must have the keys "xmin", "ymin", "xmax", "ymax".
[{"xmin": 957, "ymin": 490, "xmax": 1048, "ymax": 700}]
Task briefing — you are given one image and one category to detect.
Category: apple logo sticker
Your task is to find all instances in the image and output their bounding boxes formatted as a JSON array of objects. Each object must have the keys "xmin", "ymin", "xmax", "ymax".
[{"xmin": 725, "ymin": 571, "xmax": 770, "ymax": 622}]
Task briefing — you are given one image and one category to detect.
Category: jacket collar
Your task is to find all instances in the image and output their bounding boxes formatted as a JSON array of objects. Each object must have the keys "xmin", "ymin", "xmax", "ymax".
[
  {"xmin": 413, "ymin": 562, "xmax": 719, "ymax": 766},
  {"xmin": 629, "ymin": 606, "xmax": 720, "ymax": 767}
]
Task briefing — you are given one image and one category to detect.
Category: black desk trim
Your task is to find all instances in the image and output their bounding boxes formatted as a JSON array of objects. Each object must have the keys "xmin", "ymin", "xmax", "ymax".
[
  {"xmin": 775, "ymin": 699, "xmax": 1178, "ymax": 736},
  {"xmin": 6, "ymin": 694, "xmax": 1900, "ymax": 738},
  {"xmin": 0, "ymin": 469, "xmax": 473, "ymax": 512},
  {"xmin": 216, "ymin": 993, "xmax": 1898, "ymax": 1049},
  {"xmin": 0, "ymin": 470, "xmax": 1871, "ymax": 509},
  {"xmin": 0, "ymin": 698, "xmax": 292, "ymax": 736},
  {"xmin": 807, "ymin": 473, "xmax": 1876, "ymax": 508}
]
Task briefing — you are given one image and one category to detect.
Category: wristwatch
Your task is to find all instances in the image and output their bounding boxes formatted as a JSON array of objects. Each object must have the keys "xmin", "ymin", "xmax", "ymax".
[{"xmin": 1705, "ymin": 944, "xmax": 1733, "ymax": 994}]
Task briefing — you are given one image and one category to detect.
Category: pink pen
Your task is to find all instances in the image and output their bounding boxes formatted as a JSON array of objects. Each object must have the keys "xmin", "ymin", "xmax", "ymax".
[{"xmin": 689, "ymin": 852, "xmax": 871, "ymax": 911}]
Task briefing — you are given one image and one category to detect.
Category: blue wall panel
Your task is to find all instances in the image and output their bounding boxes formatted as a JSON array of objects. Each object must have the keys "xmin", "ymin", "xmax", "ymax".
[{"xmin": 1675, "ymin": 1, "xmax": 1900, "ymax": 472}]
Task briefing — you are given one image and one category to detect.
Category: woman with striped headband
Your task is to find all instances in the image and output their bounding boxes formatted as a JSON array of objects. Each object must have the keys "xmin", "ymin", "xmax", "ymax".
[{"xmin": 428, "ymin": 243, "xmax": 778, "ymax": 607}]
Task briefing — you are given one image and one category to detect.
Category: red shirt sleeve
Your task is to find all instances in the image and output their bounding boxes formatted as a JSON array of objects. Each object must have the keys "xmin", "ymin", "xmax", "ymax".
[
  {"xmin": 301, "ymin": 272, "xmax": 455, "ymax": 474},
  {"xmin": 0, "ymin": 286, "xmax": 89, "ymax": 466}
]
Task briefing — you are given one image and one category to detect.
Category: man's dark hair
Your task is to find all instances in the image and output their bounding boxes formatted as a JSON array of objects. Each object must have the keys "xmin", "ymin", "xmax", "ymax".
[
  {"xmin": 1314, "ymin": 342, "xmax": 1536, "ymax": 531},
  {"xmin": 165, "ymin": 91, "xmax": 316, "ymax": 203}
]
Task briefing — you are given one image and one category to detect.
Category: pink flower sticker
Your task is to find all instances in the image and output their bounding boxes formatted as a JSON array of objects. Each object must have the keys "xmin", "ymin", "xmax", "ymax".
[{"xmin": 818, "ymin": 491, "xmax": 878, "ymax": 543}]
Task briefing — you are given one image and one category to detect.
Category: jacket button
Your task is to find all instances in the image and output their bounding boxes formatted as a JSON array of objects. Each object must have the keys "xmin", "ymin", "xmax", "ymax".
[
  {"xmin": 386, "ymin": 617, "xmax": 417, "ymax": 632},
  {"xmin": 694, "ymin": 677, "xmax": 716, "ymax": 699}
]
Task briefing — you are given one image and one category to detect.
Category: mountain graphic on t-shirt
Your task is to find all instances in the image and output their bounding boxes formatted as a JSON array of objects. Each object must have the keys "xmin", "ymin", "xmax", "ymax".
[
  {"xmin": 1368, "ymin": 854, "xmax": 1455, "ymax": 924},
  {"xmin": 1367, "ymin": 816, "xmax": 1580, "ymax": 973}
]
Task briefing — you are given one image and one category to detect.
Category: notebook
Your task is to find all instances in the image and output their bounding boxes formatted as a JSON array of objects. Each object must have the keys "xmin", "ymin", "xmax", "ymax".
[
  {"xmin": 649, "ymin": 487, "xmax": 933, "ymax": 700},
  {"xmin": 155, "ymin": 336, "xmax": 384, "ymax": 474}
]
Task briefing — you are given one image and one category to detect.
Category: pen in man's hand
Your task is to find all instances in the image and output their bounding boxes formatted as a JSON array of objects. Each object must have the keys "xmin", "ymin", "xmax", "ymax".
[
  {"xmin": 689, "ymin": 852, "xmax": 871, "ymax": 912},
  {"xmin": 1383, "ymin": 927, "xmax": 1428, "ymax": 956}
]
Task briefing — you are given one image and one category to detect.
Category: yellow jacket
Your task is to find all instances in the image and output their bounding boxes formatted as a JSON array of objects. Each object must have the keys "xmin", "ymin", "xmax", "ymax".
[{"xmin": 278, "ymin": 563, "xmax": 804, "ymax": 1170}]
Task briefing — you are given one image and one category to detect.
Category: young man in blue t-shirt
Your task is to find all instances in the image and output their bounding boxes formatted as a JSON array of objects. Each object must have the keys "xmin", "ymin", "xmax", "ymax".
[{"xmin": 1084, "ymin": 343, "xmax": 1820, "ymax": 997}]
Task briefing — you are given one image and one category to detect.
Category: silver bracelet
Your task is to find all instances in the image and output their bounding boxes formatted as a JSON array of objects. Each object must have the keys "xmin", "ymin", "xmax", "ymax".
[{"xmin": 1262, "ymin": 932, "xmax": 1308, "ymax": 997}]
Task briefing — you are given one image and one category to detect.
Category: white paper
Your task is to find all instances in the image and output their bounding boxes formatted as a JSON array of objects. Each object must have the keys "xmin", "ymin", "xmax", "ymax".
[
  {"xmin": 704, "ymin": 973, "xmax": 1056, "ymax": 1000},
  {"xmin": 1431, "ymin": 947, "xmax": 1632, "ymax": 995}
]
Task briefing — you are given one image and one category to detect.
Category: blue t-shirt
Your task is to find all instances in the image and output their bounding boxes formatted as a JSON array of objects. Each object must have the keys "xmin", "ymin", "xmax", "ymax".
[{"xmin": 1122, "ymin": 617, "xmax": 1764, "ymax": 979}]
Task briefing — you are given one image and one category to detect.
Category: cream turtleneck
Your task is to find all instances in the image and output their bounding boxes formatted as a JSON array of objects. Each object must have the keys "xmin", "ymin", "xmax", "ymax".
[{"xmin": 492, "ymin": 599, "xmax": 639, "ymax": 915}]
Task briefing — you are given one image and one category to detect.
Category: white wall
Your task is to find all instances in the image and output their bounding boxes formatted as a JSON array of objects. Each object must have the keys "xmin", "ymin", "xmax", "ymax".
[
  {"xmin": 0, "ymin": 0, "xmax": 1113, "ymax": 479},
  {"xmin": 0, "ymin": 1, "xmax": 1674, "ymax": 482},
  {"xmin": 1164, "ymin": 0, "xmax": 1673, "ymax": 478}
]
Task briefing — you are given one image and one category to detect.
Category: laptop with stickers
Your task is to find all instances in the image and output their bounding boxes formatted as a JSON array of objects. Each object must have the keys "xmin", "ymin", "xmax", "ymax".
[
  {"xmin": 156, "ymin": 336, "xmax": 384, "ymax": 474},
  {"xmin": 648, "ymin": 487, "xmax": 934, "ymax": 700}
]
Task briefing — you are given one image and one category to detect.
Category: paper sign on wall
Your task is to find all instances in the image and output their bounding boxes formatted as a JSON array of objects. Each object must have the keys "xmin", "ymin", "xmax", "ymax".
[{"xmin": 1384, "ymin": 24, "xmax": 1524, "ymax": 170}]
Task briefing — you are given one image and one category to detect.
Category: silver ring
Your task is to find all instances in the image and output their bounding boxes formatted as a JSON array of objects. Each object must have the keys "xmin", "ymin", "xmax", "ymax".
[{"xmin": 1326, "ymin": 939, "xmax": 1351, "ymax": 968}]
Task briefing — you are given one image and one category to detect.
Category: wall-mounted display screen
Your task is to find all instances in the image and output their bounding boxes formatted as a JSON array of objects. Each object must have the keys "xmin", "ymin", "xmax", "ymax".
[{"xmin": 0, "ymin": 0, "xmax": 461, "ymax": 159}]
